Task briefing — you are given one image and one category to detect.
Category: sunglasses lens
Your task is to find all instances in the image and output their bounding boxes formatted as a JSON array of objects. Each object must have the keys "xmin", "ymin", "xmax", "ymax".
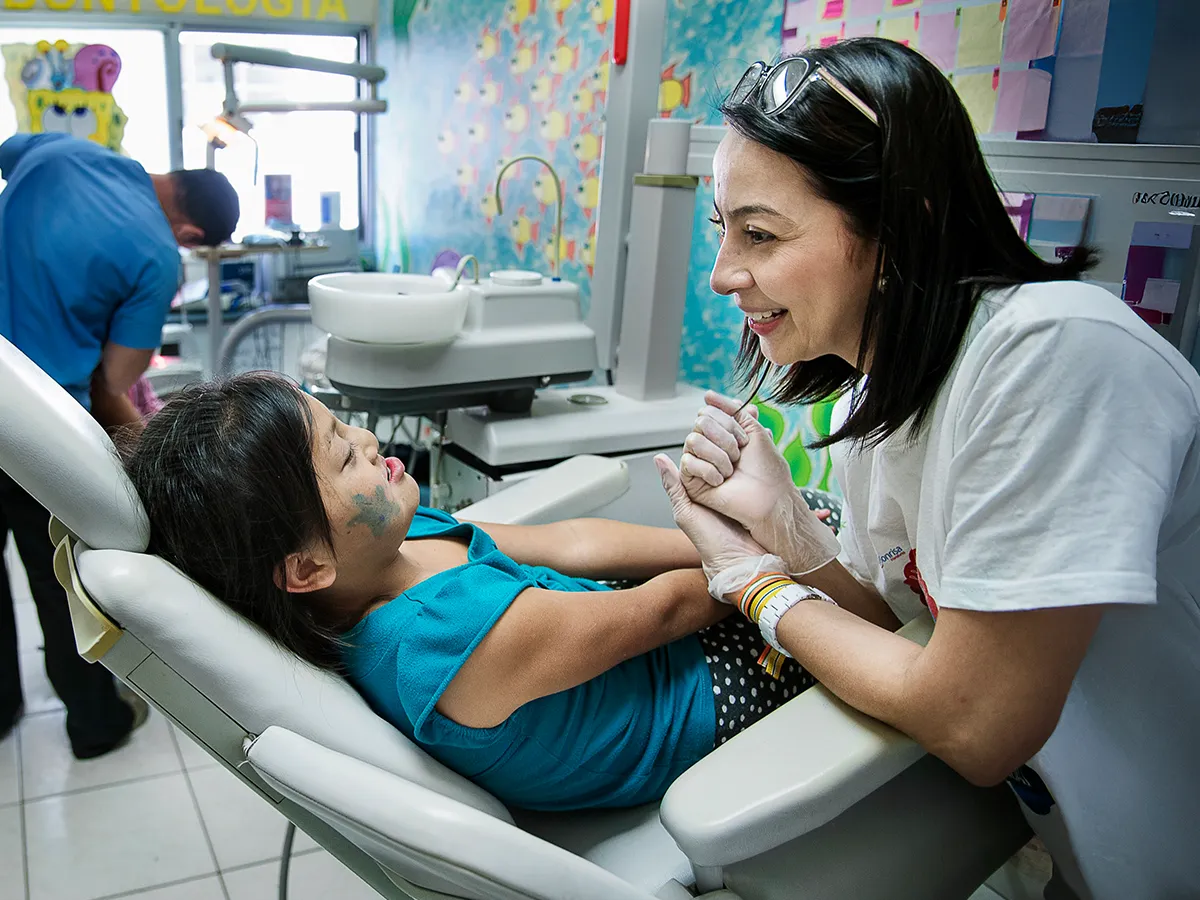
[
  {"xmin": 729, "ymin": 64, "xmax": 762, "ymax": 106},
  {"xmin": 763, "ymin": 57, "xmax": 812, "ymax": 114}
]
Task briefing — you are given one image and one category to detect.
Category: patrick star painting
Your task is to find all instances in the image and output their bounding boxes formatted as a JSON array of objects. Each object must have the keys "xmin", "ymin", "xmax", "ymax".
[{"xmin": 2, "ymin": 39, "xmax": 127, "ymax": 153}]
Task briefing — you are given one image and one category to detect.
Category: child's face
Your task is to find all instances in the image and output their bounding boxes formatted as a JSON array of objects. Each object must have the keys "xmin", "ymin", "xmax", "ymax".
[{"xmin": 304, "ymin": 394, "xmax": 420, "ymax": 563}]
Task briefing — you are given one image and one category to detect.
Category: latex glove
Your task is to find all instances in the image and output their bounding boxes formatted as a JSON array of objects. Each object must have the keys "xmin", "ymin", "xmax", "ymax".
[
  {"xmin": 655, "ymin": 454, "xmax": 770, "ymax": 601},
  {"xmin": 680, "ymin": 391, "xmax": 841, "ymax": 576}
]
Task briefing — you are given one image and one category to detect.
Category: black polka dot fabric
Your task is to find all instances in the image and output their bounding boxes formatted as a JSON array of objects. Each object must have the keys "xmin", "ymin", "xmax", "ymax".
[
  {"xmin": 800, "ymin": 488, "xmax": 842, "ymax": 534},
  {"xmin": 697, "ymin": 615, "xmax": 817, "ymax": 747}
]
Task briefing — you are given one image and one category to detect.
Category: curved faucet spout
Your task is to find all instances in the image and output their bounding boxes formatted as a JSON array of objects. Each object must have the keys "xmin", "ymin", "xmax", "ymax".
[{"xmin": 494, "ymin": 154, "xmax": 565, "ymax": 281}]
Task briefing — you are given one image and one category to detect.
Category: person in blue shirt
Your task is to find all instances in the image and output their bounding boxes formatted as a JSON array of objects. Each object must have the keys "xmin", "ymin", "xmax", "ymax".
[
  {"xmin": 120, "ymin": 373, "xmax": 819, "ymax": 809},
  {"xmin": 0, "ymin": 133, "xmax": 238, "ymax": 759}
]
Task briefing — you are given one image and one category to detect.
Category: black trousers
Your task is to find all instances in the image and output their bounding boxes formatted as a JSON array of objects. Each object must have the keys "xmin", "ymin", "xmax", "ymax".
[{"xmin": 0, "ymin": 470, "xmax": 131, "ymax": 756}]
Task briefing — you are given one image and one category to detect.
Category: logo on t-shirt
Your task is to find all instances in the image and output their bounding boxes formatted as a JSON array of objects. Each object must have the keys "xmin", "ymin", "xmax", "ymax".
[
  {"xmin": 1006, "ymin": 764, "xmax": 1057, "ymax": 816},
  {"xmin": 903, "ymin": 549, "xmax": 939, "ymax": 620}
]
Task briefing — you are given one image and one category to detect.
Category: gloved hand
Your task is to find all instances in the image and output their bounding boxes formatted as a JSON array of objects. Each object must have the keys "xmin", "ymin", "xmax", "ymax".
[
  {"xmin": 679, "ymin": 391, "xmax": 841, "ymax": 576},
  {"xmin": 655, "ymin": 454, "xmax": 770, "ymax": 601}
]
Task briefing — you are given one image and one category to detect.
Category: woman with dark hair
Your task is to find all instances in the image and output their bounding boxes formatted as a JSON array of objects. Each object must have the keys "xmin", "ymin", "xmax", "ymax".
[
  {"xmin": 657, "ymin": 38, "xmax": 1200, "ymax": 900},
  {"xmin": 122, "ymin": 372, "xmax": 819, "ymax": 810}
]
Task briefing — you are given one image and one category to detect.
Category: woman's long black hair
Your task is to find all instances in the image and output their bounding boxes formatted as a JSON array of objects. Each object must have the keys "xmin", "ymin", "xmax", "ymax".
[
  {"xmin": 723, "ymin": 38, "xmax": 1096, "ymax": 448},
  {"xmin": 121, "ymin": 372, "xmax": 344, "ymax": 671}
]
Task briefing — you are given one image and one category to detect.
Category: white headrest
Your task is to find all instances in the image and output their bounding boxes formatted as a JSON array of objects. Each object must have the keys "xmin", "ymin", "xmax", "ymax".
[{"xmin": 0, "ymin": 335, "xmax": 148, "ymax": 551}]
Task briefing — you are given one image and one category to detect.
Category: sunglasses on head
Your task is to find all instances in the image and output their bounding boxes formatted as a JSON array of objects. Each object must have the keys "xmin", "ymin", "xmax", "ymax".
[{"xmin": 729, "ymin": 57, "xmax": 879, "ymax": 126}]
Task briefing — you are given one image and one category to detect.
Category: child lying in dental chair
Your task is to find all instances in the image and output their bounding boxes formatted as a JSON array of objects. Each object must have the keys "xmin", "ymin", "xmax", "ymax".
[{"xmin": 121, "ymin": 372, "xmax": 815, "ymax": 810}]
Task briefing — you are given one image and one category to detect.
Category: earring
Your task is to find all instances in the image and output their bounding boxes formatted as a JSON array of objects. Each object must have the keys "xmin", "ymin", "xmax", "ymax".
[{"xmin": 877, "ymin": 274, "xmax": 890, "ymax": 293}]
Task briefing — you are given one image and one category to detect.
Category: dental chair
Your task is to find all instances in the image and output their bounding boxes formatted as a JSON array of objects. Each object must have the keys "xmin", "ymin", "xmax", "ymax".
[{"xmin": 0, "ymin": 335, "xmax": 1029, "ymax": 900}]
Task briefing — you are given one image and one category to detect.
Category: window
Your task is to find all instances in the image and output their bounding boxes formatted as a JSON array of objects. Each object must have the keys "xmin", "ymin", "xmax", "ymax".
[
  {"xmin": 179, "ymin": 31, "xmax": 361, "ymax": 240},
  {"xmin": 0, "ymin": 27, "xmax": 169, "ymax": 174}
]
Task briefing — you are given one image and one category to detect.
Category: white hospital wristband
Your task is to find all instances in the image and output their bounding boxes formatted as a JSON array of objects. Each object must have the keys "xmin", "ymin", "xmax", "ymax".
[{"xmin": 757, "ymin": 584, "xmax": 838, "ymax": 657}]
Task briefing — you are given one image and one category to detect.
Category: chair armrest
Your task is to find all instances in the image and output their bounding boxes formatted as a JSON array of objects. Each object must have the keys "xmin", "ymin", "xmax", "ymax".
[
  {"xmin": 245, "ymin": 726, "xmax": 656, "ymax": 900},
  {"xmin": 660, "ymin": 614, "xmax": 935, "ymax": 868},
  {"xmin": 456, "ymin": 455, "xmax": 629, "ymax": 525}
]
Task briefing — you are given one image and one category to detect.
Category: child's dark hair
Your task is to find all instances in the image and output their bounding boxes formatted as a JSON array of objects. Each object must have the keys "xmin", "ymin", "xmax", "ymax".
[{"xmin": 121, "ymin": 372, "xmax": 343, "ymax": 671}]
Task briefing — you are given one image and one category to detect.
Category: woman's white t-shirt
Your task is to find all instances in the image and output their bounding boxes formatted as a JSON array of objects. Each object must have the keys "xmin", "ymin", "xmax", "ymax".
[{"xmin": 831, "ymin": 281, "xmax": 1200, "ymax": 900}]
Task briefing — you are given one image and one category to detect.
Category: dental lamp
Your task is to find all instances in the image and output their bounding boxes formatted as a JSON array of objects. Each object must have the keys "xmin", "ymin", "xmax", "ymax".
[{"xmin": 203, "ymin": 43, "xmax": 388, "ymax": 168}]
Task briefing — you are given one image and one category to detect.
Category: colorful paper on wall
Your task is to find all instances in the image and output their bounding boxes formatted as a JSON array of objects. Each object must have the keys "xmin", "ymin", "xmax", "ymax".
[
  {"xmin": 1028, "ymin": 193, "xmax": 1091, "ymax": 253},
  {"xmin": 845, "ymin": 17, "xmax": 879, "ymax": 38},
  {"xmin": 1002, "ymin": 0, "xmax": 1061, "ymax": 63},
  {"xmin": 889, "ymin": 0, "xmax": 919, "ymax": 7},
  {"xmin": 880, "ymin": 11, "xmax": 919, "ymax": 47},
  {"xmin": 854, "ymin": 0, "xmax": 885, "ymax": 16},
  {"xmin": 918, "ymin": 11, "xmax": 959, "ymax": 70},
  {"xmin": 1130, "ymin": 220, "xmax": 1194, "ymax": 250},
  {"xmin": 954, "ymin": 70, "xmax": 999, "ymax": 133},
  {"xmin": 817, "ymin": 26, "xmax": 845, "ymax": 47},
  {"xmin": 1058, "ymin": 0, "xmax": 1110, "ymax": 57},
  {"xmin": 993, "ymin": 67, "xmax": 1052, "ymax": 132},
  {"xmin": 1000, "ymin": 191, "xmax": 1036, "ymax": 240},
  {"xmin": 784, "ymin": 0, "xmax": 819, "ymax": 31},
  {"xmin": 821, "ymin": 0, "xmax": 845, "ymax": 20},
  {"xmin": 957, "ymin": 3, "xmax": 1005, "ymax": 69},
  {"xmin": 1139, "ymin": 278, "xmax": 1181, "ymax": 315}
]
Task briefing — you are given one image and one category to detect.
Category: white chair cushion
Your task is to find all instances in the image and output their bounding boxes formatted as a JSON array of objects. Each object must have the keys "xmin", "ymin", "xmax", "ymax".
[{"xmin": 0, "ymin": 335, "xmax": 148, "ymax": 551}]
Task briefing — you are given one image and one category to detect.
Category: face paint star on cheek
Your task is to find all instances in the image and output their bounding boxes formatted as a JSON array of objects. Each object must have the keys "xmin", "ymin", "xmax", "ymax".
[{"xmin": 346, "ymin": 485, "xmax": 402, "ymax": 538}]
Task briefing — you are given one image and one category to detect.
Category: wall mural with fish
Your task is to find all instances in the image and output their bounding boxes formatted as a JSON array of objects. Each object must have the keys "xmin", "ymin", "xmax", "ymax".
[{"xmin": 374, "ymin": 0, "xmax": 841, "ymax": 495}]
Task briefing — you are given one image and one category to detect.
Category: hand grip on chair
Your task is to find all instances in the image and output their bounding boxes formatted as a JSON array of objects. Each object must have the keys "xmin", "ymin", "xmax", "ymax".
[{"xmin": 659, "ymin": 615, "xmax": 935, "ymax": 868}]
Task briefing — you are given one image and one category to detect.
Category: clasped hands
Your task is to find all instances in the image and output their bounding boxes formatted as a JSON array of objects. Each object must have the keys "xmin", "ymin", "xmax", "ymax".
[{"xmin": 655, "ymin": 392, "xmax": 840, "ymax": 600}]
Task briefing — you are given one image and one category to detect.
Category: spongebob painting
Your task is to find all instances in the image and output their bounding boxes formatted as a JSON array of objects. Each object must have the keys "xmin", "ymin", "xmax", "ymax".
[{"xmin": 3, "ymin": 40, "xmax": 127, "ymax": 153}]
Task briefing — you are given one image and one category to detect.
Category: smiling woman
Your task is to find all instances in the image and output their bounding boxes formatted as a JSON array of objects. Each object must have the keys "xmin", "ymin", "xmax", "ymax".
[{"xmin": 660, "ymin": 37, "xmax": 1200, "ymax": 900}]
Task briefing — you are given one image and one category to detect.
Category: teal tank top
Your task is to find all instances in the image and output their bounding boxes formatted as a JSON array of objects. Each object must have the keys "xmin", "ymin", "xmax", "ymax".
[{"xmin": 341, "ymin": 507, "xmax": 715, "ymax": 810}]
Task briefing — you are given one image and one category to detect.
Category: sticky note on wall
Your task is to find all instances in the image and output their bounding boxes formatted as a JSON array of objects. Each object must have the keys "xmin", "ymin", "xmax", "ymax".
[
  {"xmin": 919, "ymin": 10, "xmax": 959, "ymax": 70},
  {"xmin": 993, "ymin": 67, "xmax": 1052, "ymax": 133},
  {"xmin": 957, "ymin": 3, "xmax": 1005, "ymax": 69},
  {"xmin": 1002, "ymin": 0, "xmax": 1061, "ymax": 62},
  {"xmin": 784, "ymin": 0, "xmax": 818, "ymax": 31},
  {"xmin": 880, "ymin": 11, "xmax": 920, "ymax": 46},
  {"xmin": 820, "ymin": 0, "xmax": 845, "ymax": 19},
  {"xmin": 955, "ymin": 70, "xmax": 999, "ymax": 132}
]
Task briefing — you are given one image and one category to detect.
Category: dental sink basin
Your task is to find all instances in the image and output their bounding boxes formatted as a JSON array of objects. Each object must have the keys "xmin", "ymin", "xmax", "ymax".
[{"xmin": 309, "ymin": 272, "xmax": 470, "ymax": 345}]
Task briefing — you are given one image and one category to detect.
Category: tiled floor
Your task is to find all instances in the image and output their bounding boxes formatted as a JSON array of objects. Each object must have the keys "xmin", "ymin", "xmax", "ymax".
[{"xmin": 2, "ymin": 544, "xmax": 384, "ymax": 900}]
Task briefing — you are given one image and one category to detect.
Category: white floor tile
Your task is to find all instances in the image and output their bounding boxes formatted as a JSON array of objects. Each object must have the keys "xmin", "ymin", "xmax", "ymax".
[
  {"xmin": 0, "ymin": 730, "xmax": 18, "ymax": 807},
  {"xmin": 20, "ymin": 650, "xmax": 63, "ymax": 715},
  {"xmin": 24, "ymin": 772, "xmax": 215, "ymax": 900},
  {"xmin": 22, "ymin": 707, "xmax": 182, "ymax": 801},
  {"xmin": 188, "ymin": 765, "xmax": 316, "ymax": 871},
  {"xmin": 224, "ymin": 850, "xmax": 383, "ymax": 900},
  {"xmin": 0, "ymin": 805, "xmax": 23, "ymax": 900},
  {"xmin": 121, "ymin": 875, "xmax": 227, "ymax": 900},
  {"xmin": 171, "ymin": 726, "xmax": 220, "ymax": 772},
  {"xmin": 15, "ymin": 599, "xmax": 42, "ymax": 653}
]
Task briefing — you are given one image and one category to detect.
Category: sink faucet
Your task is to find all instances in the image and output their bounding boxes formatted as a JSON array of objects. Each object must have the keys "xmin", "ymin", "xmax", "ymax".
[{"xmin": 494, "ymin": 154, "xmax": 565, "ymax": 280}]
